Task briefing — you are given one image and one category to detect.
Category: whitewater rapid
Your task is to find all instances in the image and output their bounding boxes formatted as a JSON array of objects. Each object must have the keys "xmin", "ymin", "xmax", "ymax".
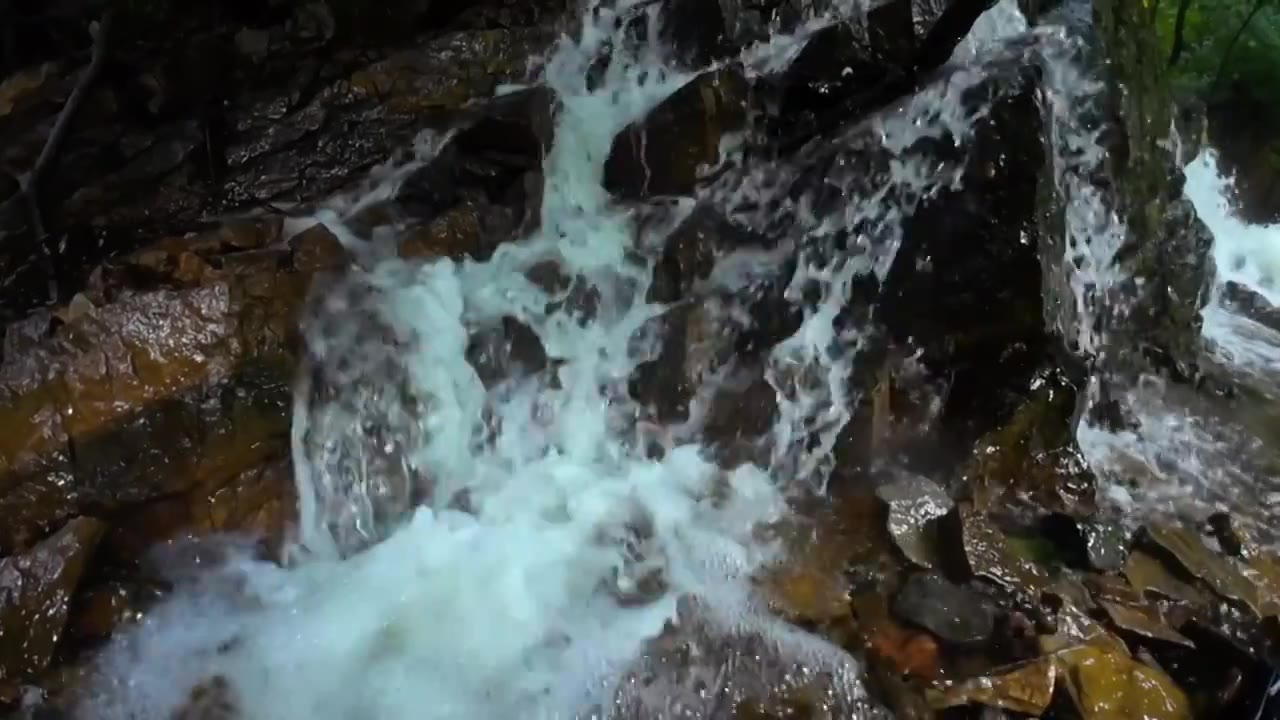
[
  {"xmin": 69, "ymin": 0, "xmax": 1241, "ymax": 717},
  {"xmin": 1079, "ymin": 148, "xmax": 1280, "ymax": 543}
]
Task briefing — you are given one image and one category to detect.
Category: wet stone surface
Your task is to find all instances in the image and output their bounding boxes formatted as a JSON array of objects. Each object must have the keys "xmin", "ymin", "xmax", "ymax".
[
  {"xmin": 892, "ymin": 573, "xmax": 999, "ymax": 647},
  {"xmin": 0, "ymin": 0, "xmax": 1276, "ymax": 718}
]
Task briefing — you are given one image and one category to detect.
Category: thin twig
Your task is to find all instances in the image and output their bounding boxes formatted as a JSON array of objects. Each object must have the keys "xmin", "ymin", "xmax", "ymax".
[{"xmin": 12, "ymin": 11, "xmax": 112, "ymax": 302}]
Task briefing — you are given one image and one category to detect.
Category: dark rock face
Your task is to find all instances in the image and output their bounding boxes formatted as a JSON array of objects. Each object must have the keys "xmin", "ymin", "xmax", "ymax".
[
  {"xmin": 0, "ymin": 3, "xmax": 561, "ymax": 323},
  {"xmin": 0, "ymin": 517, "xmax": 105, "ymax": 682},
  {"xmin": 605, "ymin": 68, "xmax": 750, "ymax": 200}
]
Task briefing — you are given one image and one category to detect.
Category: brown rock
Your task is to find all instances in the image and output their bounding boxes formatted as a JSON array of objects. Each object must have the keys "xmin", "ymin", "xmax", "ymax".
[
  {"xmin": 0, "ymin": 517, "xmax": 107, "ymax": 680},
  {"xmin": 605, "ymin": 68, "xmax": 750, "ymax": 199},
  {"xmin": 289, "ymin": 223, "xmax": 348, "ymax": 274},
  {"xmin": 646, "ymin": 206, "xmax": 773, "ymax": 304},
  {"xmin": 104, "ymin": 457, "xmax": 296, "ymax": 568},
  {"xmin": 398, "ymin": 199, "xmax": 502, "ymax": 260},
  {"xmin": 0, "ymin": 224, "xmax": 307, "ymax": 554},
  {"xmin": 349, "ymin": 30, "xmax": 549, "ymax": 117},
  {"xmin": 67, "ymin": 582, "xmax": 140, "ymax": 642}
]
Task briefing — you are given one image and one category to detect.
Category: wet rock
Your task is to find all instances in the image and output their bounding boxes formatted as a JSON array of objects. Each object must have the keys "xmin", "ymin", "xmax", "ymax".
[
  {"xmin": 876, "ymin": 474, "xmax": 952, "ymax": 569},
  {"xmin": 466, "ymin": 316, "xmax": 548, "ymax": 388},
  {"xmin": 1097, "ymin": 598, "xmax": 1195, "ymax": 648},
  {"xmin": 1220, "ymin": 281, "xmax": 1280, "ymax": 334},
  {"xmin": 854, "ymin": 591, "xmax": 942, "ymax": 682},
  {"xmin": 1, "ymin": 20, "xmax": 553, "ymax": 321},
  {"xmin": 1080, "ymin": 520, "xmax": 1129, "ymax": 572},
  {"xmin": 759, "ymin": 541, "xmax": 851, "ymax": 625},
  {"xmin": 0, "ymin": 517, "xmax": 106, "ymax": 680},
  {"xmin": 629, "ymin": 301, "xmax": 739, "ymax": 423},
  {"xmin": 398, "ymin": 86, "xmax": 554, "ymax": 229},
  {"xmin": 892, "ymin": 572, "xmax": 998, "ymax": 646},
  {"xmin": 1050, "ymin": 0, "xmax": 1215, "ymax": 373},
  {"xmin": 605, "ymin": 67, "xmax": 749, "ymax": 199},
  {"xmin": 765, "ymin": 2, "xmax": 913, "ymax": 139},
  {"xmin": 103, "ymin": 456, "xmax": 296, "ymax": 568},
  {"xmin": 767, "ymin": 0, "xmax": 1013, "ymax": 148},
  {"xmin": 441, "ymin": 0, "xmax": 572, "ymax": 32},
  {"xmin": 1053, "ymin": 641, "xmax": 1193, "ymax": 720},
  {"xmin": 701, "ymin": 370, "xmax": 778, "ymax": 464},
  {"xmin": 66, "ymin": 582, "xmax": 142, "ymax": 643},
  {"xmin": 962, "ymin": 369, "xmax": 1094, "ymax": 515},
  {"xmin": 1142, "ymin": 524, "xmax": 1263, "ymax": 617},
  {"xmin": 397, "ymin": 198, "xmax": 509, "ymax": 261},
  {"xmin": 1123, "ymin": 549, "xmax": 1210, "ymax": 607},
  {"xmin": 947, "ymin": 504, "xmax": 1051, "ymax": 593},
  {"xmin": 646, "ymin": 206, "xmax": 773, "ymax": 304},
  {"xmin": 875, "ymin": 85, "xmax": 1093, "ymax": 488},
  {"xmin": 1041, "ymin": 513, "xmax": 1128, "ymax": 571},
  {"xmin": 288, "ymin": 223, "xmax": 348, "ymax": 274},
  {"xmin": 0, "ymin": 224, "xmax": 306, "ymax": 554},
  {"xmin": 926, "ymin": 657, "xmax": 1056, "ymax": 715},
  {"xmin": 294, "ymin": 267, "xmax": 456, "ymax": 555}
]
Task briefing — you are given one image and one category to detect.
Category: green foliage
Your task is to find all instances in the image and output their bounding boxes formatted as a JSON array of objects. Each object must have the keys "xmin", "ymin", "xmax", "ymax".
[{"xmin": 1156, "ymin": 0, "xmax": 1280, "ymax": 112}]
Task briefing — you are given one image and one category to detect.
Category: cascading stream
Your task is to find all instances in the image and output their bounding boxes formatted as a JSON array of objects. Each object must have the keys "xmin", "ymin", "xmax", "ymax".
[{"xmin": 73, "ymin": 1, "xmax": 1186, "ymax": 718}]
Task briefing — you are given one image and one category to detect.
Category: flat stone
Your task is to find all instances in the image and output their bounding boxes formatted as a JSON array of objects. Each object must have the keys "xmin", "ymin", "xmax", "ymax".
[{"xmin": 892, "ymin": 572, "xmax": 998, "ymax": 646}]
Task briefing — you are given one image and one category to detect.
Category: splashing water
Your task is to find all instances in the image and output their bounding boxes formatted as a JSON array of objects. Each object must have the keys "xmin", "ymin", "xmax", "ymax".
[
  {"xmin": 76, "ymin": 1, "xmax": 1150, "ymax": 718},
  {"xmin": 1077, "ymin": 148, "xmax": 1280, "ymax": 543}
]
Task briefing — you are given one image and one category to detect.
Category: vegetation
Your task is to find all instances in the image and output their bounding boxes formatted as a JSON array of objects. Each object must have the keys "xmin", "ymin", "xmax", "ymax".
[{"xmin": 1157, "ymin": 0, "xmax": 1280, "ymax": 111}]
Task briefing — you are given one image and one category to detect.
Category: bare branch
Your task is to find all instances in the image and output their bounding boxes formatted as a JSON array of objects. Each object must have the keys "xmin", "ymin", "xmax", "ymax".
[
  {"xmin": 1212, "ymin": 0, "xmax": 1269, "ymax": 90},
  {"xmin": 1167, "ymin": 0, "xmax": 1193, "ymax": 67}
]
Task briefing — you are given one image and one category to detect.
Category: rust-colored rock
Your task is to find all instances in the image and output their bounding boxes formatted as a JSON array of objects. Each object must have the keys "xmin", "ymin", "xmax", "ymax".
[
  {"xmin": 67, "ymin": 581, "xmax": 141, "ymax": 642},
  {"xmin": 104, "ymin": 457, "xmax": 296, "ymax": 568},
  {"xmin": 0, "ymin": 223, "xmax": 311, "ymax": 554},
  {"xmin": 0, "ymin": 517, "xmax": 107, "ymax": 681}
]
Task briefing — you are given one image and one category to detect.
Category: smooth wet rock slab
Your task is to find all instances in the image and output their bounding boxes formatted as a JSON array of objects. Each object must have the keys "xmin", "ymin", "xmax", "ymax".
[
  {"xmin": 0, "ymin": 221, "xmax": 318, "ymax": 553},
  {"xmin": 1143, "ymin": 524, "xmax": 1263, "ymax": 617},
  {"xmin": 1097, "ymin": 598, "xmax": 1194, "ymax": 648},
  {"xmin": 952, "ymin": 504, "xmax": 1050, "ymax": 593},
  {"xmin": 892, "ymin": 572, "xmax": 997, "ymax": 646},
  {"xmin": 1123, "ymin": 549, "xmax": 1210, "ymax": 606}
]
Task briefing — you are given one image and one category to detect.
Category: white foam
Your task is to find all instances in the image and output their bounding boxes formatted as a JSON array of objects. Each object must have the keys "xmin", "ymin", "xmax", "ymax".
[
  {"xmin": 83, "ymin": 4, "xmax": 792, "ymax": 718},
  {"xmin": 1185, "ymin": 149, "xmax": 1280, "ymax": 307},
  {"xmin": 950, "ymin": 0, "xmax": 1029, "ymax": 64},
  {"xmin": 79, "ymin": 4, "xmax": 1090, "ymax": 719}
]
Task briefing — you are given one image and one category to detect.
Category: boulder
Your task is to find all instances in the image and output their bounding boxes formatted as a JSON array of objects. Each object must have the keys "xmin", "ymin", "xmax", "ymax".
[
  {"xmin": 605, "ymin": 68, "xmax": 750, "ymax": 199},
  {"xmin": 0, "ymin": 221, "xmax": 313, "ymax": 555},
  {"xmin": 0, "ymin": 517, "xmax": 106, "ymax": 682}
]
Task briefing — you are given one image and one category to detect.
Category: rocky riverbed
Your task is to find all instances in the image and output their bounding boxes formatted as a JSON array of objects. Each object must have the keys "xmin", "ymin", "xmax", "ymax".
[{"xmin": 0, "ymin": 0, "xmax": 1277, "ymax": 718}]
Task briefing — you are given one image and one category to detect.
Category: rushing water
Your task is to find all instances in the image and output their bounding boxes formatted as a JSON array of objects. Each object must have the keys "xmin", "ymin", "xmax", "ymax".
[
  {"xmin": 1079, "ymin": 148, "xmax": 1280, "ymax": 544},
  {"xmin": 72, "ymin": 0, "xmax": 1280, "ymax": 718}
]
